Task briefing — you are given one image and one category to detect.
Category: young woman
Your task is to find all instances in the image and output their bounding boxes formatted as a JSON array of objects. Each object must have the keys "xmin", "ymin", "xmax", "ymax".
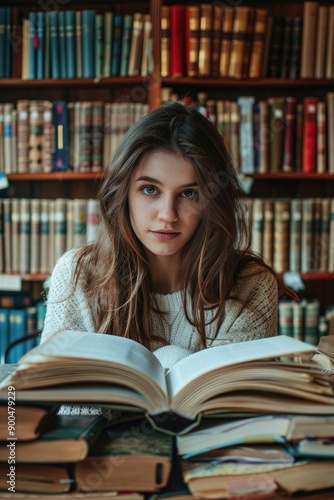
[{"xmin": 41, "ymin": 102, "xmax": 293, "ymax": 365}]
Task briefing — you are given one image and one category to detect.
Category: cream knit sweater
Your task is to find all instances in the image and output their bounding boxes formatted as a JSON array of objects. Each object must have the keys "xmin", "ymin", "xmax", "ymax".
[
  {"xmin": 41, "ymin": 249, "xmax": 278, "ymax": 417},
  {"xmin": 41, "ymin": 249, "xmax": 278, "ymax": 350}
]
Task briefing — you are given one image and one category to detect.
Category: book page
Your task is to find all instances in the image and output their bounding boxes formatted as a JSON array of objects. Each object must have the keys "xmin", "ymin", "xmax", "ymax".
[
  {"xmin": 167, "ymin": 335, "xmax": 315, "ymax": 400},
  {"xmin": 11, "ymin": 331, "xmax": 168, "ymax": 397}
]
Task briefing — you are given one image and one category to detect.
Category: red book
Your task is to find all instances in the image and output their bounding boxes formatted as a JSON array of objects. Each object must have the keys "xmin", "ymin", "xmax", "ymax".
[
  {"xmin": 302, "ymin": 96, "xmax": 319, "ymax": 173},
  {"xmin": 170, "ymin": 5, "xmax": 186, "ymax": 77}
]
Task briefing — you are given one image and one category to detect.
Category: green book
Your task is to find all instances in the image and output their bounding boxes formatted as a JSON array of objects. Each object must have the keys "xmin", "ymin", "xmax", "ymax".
[
  {"xmin": 120, "ymin": 14, "xmax": 133, "ymax": 77},
  {"xmin": 0, "ymin": 413, "xmax": 108, "ymax": 463},
  {"xmin": 75, "ymin": 419, "xmax": 173, "ymax": 492}
]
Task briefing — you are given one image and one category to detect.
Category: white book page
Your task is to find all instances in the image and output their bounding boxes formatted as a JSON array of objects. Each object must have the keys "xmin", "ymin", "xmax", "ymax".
[
  {"xmin": 16, "ymin": 330, "xmax": 168, "ymax": 396},
  {"xmin": 166, "ymin": 335, "xmax": 316, "ymax": 400}
]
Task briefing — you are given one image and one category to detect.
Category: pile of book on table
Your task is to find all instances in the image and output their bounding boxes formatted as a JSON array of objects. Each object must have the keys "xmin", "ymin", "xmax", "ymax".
[{"xmin": 0, "ymin": 331, "xmax": 334, "ymax": 499}]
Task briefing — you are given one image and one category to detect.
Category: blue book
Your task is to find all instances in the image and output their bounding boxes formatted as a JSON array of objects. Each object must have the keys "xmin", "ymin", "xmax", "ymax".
[
  {"xmin": 58, "ymin": 11, "xmax": 67, "ymax": 79},
  {"xmin": 52, "ymin": 100, "xmax": 69, "ymax": 170},
  {"xmin": 36, "ymin": 11, "xmax": 45, "ymax": 80},
  {"xmin": 8, "ymin": 309, "xmax": 27, "ymax": 364},
  {"xmin": 28, "ymin": 11, "xmax": 37, "ymax": 79},
  {"xmin": 49, "ymin": 11, "xmax": 60, "ymax": 79},
  {"xmin": 65, "ymin": 10, "xmax": 76, "ymax": 78},
  {"xmin": 81, "ymin": 10, "xmax": 96, "ymax": 78},
  {"xmin": 120, "ymin": 14, "xmax": 133, "ymax": 77},
  {"xmin": 95, "ymin": 14, "xmax": 103, "ymax": 78},
  {"xmin": 0, "ymin": 308, "xmax": 9, "ymax": 364},
  {"xmin": 111, "ymin": 14, "xmax": 123, "ymax": 76},
  {"xmin": 36, "ymin": 300, "xmax": 47, "ymax": 332},
  {"xmin": 44, "ymin": 11, "xmax": 50, "ymax": 78}
]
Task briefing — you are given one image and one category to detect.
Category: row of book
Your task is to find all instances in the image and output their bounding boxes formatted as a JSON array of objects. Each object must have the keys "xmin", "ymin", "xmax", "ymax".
[
  {"xmin": 161, "ymin": 1, "xmax": 334, "ymax": 80},
  {"xmin": 0, "ymin": 100, "xmax": 149, "ymax": 174},
  {"xmin": 163, "ymin": 90, "xmax": 334, "ymax": 175},
  {"xmin": 278, "ymin": 299, "xmax": 334, "ymax": 345},
  {"xmin": 0, "ymin": 332, "xmax": 333, "ymax": 498},
  {"xmin": 251, "ymin": 197, "xmax": 334, "ymax": 274},
  {"xmin": 0, "ymin": 198, "xmax": 100, "ymax": 275},
  {"xmin": 0, "ymin": 7, "xmax": 152, "ymax": 80},
  {"xmin": 0, "ymin": 301, "xmax": 45, "ymax": 364}
]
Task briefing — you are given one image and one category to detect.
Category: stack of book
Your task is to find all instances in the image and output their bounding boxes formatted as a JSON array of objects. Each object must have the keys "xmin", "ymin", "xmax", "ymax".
[{"xmin": 0, "ymin": 332, "xmax": 334, "ymax": 498}]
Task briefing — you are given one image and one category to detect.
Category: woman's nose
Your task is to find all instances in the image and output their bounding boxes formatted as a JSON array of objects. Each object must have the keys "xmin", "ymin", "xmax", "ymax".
[{"xmin": 157, "ymin": 196, "xmax": 178, "ymax": 222}]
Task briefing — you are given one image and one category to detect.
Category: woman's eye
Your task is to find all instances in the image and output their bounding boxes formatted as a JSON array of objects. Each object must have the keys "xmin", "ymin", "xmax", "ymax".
[
  {"xmin": 141, "ymin": 186, "xmax": 157, "ymax": 195},
  {"xmin": 181, "ymin": 189, "xmax": 199, "ymax": 200}
]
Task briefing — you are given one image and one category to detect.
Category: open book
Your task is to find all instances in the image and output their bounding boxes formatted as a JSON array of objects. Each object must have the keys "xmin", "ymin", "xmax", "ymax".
[{"xmin": 1, "ymin": 331, "xmax": 333, "ymax": 434}]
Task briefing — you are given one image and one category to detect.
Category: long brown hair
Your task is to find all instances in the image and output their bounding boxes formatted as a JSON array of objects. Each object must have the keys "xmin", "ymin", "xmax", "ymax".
[{"xmin": 73, "ymin": 102, "xmax": 294, "ymax": 348}]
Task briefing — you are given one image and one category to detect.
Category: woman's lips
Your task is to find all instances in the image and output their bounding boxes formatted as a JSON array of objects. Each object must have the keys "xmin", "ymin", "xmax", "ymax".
[{"xmin": 151, "ymin": 231, "xmax": 180, "ymax": 241}]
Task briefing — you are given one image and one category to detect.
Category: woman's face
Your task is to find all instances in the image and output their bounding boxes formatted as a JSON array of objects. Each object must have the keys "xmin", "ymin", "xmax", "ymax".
[{"xmin": 128, "ymin": 150, "xmax": 201, "ymax": 260}]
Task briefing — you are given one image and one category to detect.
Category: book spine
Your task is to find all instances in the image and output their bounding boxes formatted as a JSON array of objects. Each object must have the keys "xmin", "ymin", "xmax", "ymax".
[
  {"xmin": 86, "ymin": 199, "xmax": 100, "ymax": 243},
  {"xmin": 315, "ymin": 6, "xmax": 328, "ymax": 79},
  {"xmin": 79, "ymin": 101, "xmax": 92, "ymax": 172},
  {"xmin": 273, "ymin": 198, "xmax": 290, "ymax": 273},
  {"xmin": 228, "ymin": 7, "xmax": 251, "ymax": 79},
  {"xmin": 316, "ymin": 101, "xmax": 327, "ymax": 174},
  {"xmin": 251, "ymin": 198, "xmax": 264, "ymax": 256},
  {"xmin": 289, "ymin": 199, "xmax": 302, "ymax": 272},
  {"xmin": 19, "ymin": 198, "xmax": 30, "ymax": 274},
  {"xmin": 52, "ymin": 100, "xmax": 69, "ymax": 171},
  {"xmin": 279, "ymin": 17, "xmax": 293, "ymax": 79},
  {"xmin": 258, "ymin": 100, "xmax": 269, "ymax": 174},
  {"xmin": 44, "ymin": 12, "xmax": 50, "ymax": 79},
  {"xmin": 0, "ymin": 309, "xmax": 9, "ymax": 359},
  {"xmin": 111, "ymin": 14, "xmax": 123, "ymax": 77},
  {"xmin": 300, "ymin": 198, "xmax": 314, "ymax": 273},
  {"xmin": 304, "ymin": 300, "xmax": 320, "ymax": 345},
  {"xmin": 21, "ymin": 18, "xmax": 29, "ymax": 80},
  {"xmin": 160, "ymin": 6, "xmax": 170, "ymax": 77},
  {"xmin": 11, "ymin": 7, "xmax": 21, "ymax": 79},
  {"xmin": 229, "ymin": 102, "xmax": 240, "ymax": 170},
  {"xmin": 66, "ymin": 199, "xmax": 73, "ymax": 251},
  {"xmin": 302, "ymin": 97, "xmax": 319, "ymax": 173},
  {"xmin": 328, "ymin": 199, "xmax": 334, "ymax": 272},
  {"xmin": 54, "ymin": 198, "xmax": 67, "ymax": 262},
  {"xmin": 75, "ymin": 11, "xmax": 82, "ymax": 78},
  {"xmin": 289, "ymin": 17, "xmax": 302, "ymax": 79},
  {"xmin": 40, "ymin": 199, "xmax": 50, "ymax": 274},
  {"xmin": 65, "ymin": 10, "xmax": 76, "ymax": 79},
  {"xmin": 49, "ymin": 11, "xmax": 60, "ymax": 79},
  {"xmin": 219, "ymin": 7, "xmax": 233, "ymax": 77},
  {"xmin": 128, "ymin": 13, "xmax": 143, "ymax": 77},
  {"xmin": 170, "ymin": 6, "xmax": 185, "ymax": 77},
  {"xmin": 42, "ymin": 100, "xmax": 53, "ymax": 173},
  {"xmin": 262, "ymin": 199, "xmax": 274, "ymax": 267},
  {"xmin": 28, "ymin": 100, "xmax": 44, "ymax": 173},
  {"xmin": 278, "ymin": 301, "xmax": 293, "ymax": 337},
  {"xmin": 73, "ymin": 199, "xmax": 87, "ymax": 248},
  {"xmin": 268, "ymin": 16, "xmax": 284, "ymax": 78},
  {"xmin": 36, "ymin": 12, "xmax": 45, "ymax": 80},
  {"xmin": 268, "ymin": 97, "xmax": 285, "ymax": 172},
  {"xmin": 30, "ymin": 199, "xmax": 40, "ymax": 275},
  {"xmin": 120, "ymin": 14, "xmax": 133, "ymax": 77},
  {"xmin": 91, "ymin": 101, "xmax": 103, "ymax": 172},
  {"xmin": 325, "ymin": 7, "xmax": 334, "ymax": 79},
  {"xmin": 0, "ymin": 200, "xmax": 4, "ymax": 273},
  {"xmin": 292, "ymin": 301, "xmax": 304, "ymax": 341},
  {"xmin": 16, "ymin": 100, "xmax": 30, "ymax": 173},
  {"xmin": 294, "ymin": 103, "xmax": 303, "ymax": 172},
  {"xmin": 300, "ymin": 1, "xmax": 319, "ymax": 78},
  {"xmin": 140, "ymin": 14, "xmax": 152, "ymax": 77},
  {"xmin": 103, "ymin": 12, "xmax": 113, "ymax": 77},
  {"xmin": 319, "ymin": 198, "xmax": 331, "ymax": 271},
  {"xmin": 185, "ymin": 6, "xmax": 200, "ymax": 77},
  {"xmin": 11, "ymin": 198, "xmax": 20, "ymax": 274},
  {"xmin": 237, "ymin": 96, "xmax": 255, "ymax": 174},
  {"xmin": 82, "ymin": 10, "xmax": 96, "ymax": 78},
  {"xmin": 94, "ymin": 14, "xmax": 104, "ymax": 78},
  {"xmin": 3, "ymin": 199, "xmax": 12, "ymax": 273},
  {"xmin": 282, "ymin": 96, "xmax": 296, "ymax": 172},
  {"xmin": 3, "ymin": 103, "xmax": 14, "ymax": 174},
  {"xmin": 28, "ymin": 11, "xmax": 37, "ymax": 80},
  {"xmin": 249, "ymin": 8, "xmax": 268, "ymax": 78},
  {"xmin": 198, "ymin": 4, "xmax": 213, "ymax": 77}
]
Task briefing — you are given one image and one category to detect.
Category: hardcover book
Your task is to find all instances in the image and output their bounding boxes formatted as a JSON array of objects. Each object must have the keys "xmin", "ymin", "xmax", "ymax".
[{"xmin": 1, "ymin": 332, "xmax": 332, "ymax": 435}]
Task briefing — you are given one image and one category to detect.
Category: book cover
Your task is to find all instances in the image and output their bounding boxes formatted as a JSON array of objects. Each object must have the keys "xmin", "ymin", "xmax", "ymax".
[
  {"xmin": 0, "ymin": 404, "xmax": 58, "ymax": 440},
  {"xmin": 0, "ymin": 413, "xmax": 108, "ymax": 463},
  {"xmin": 0, "ymin": 463, "xmax": 72, "ymax": 493},
  {"xmin": 75, "ymin": 419, "xmax": 173, "ymax": 492}
]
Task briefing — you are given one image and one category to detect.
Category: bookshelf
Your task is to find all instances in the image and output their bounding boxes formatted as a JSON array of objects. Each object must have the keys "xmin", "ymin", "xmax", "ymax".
[{"xmin": 1, "ymin": 0, "xmax": 334, "ymax": 346}]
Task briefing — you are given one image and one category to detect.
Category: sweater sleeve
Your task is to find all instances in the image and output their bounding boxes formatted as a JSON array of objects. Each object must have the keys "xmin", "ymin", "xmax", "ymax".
[
  {"xmin": 211, "ymin": 269, "xmax": 278, "ymax": 345},
  {"xmin": 41, "ymin": 250, "xmax": 94, "ymax": 343}
]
